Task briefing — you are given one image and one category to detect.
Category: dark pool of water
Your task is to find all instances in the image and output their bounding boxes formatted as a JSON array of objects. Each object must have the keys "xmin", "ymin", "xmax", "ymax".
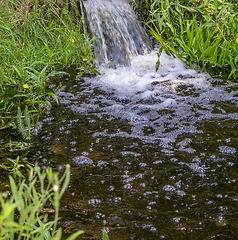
[{"xmin": 1, "ymin": 62, "xmax": 238, "ymax": 239}]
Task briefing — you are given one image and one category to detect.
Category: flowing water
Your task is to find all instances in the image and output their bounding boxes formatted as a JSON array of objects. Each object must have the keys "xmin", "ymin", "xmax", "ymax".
[
  {"xmin": 82, "ymin": 0, "xmax": 151, "ymax": 67},
  {"xmin": 40, "ymin": 51, "xmax": 238, "ymax": 239},
  {"xmin": 1, "ymin": 0, "xmax": 238, "ymax": 239}
]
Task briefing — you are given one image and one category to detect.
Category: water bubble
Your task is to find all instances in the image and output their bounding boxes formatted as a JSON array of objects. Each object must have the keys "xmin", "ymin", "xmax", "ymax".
[
  {"xmin": 97, "ymin": 161, "xmax": 109, "ymax": 168},
  {"xmin": 173, "ymin": 217, "xmax": 180, "ymax": 223},
  {"xmin": 73, "ymin": 156, "xmax": 94, "ymax": 166},
  {"xmin": 219, "ymin": 146, "xmax": 236, "ymax": 154},
  {"xmin": 124, "ymin": 184, "xmax": 133, "ymax": 189},
  {"xmin": 163, "ymin": 185, "xmax": 176, "ymax": 192},
  {"xmin": 88, "ymin": 199, "xmax": 101, "ymax": 205},
  {"xmin": 139, "ymin": 162, "xmax": 147, "ymax": 168},
  {"xmin": 177, "ymin": 190, "xmax": 186, "ymax": 197}
]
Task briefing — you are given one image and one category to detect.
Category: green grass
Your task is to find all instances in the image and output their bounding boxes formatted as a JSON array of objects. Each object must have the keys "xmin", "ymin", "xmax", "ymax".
[
  {"xmin": 137, "ymin": 0, "xmax": 238, "ymax": 79},
  {"xmin": 0, "ymin": 0, "xmax": 97, "ymax": 134},
  {"xmin": 0, "ymin": 163, "xmax": 85, "ymax": 239}
]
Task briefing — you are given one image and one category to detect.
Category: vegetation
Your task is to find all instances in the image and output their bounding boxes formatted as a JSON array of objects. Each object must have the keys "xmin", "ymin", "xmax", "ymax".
[
  {"xmin": 0, "ymin": 1, "xmax": 237, "ymax": 239},
  {"xmin": 0, "ymin": 0, "xmax": 97, "ymax": 135},
  {"xmin": 0, "ymin": 163, "xmax": 111, "ymax": 239},
  {"xmin": 0, "ymin": 164, "xmax": 84, "ymax": 239},
  {"xmin": 134, "ymin": 0, "xmax": 238, "ymax": 79},
  {"xmin": 0, "ymin": 2, "xmax": 101, "ymax": 236}
]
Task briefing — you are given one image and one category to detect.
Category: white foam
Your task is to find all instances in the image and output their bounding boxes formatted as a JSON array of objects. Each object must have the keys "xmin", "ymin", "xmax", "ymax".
[
  {"xmin": 92, "ymin": 51, "xmax": 207, "ymax": 99},
  {"xmin": 57, "ymin": 51, "xmax": 238, "ymax": 142}
]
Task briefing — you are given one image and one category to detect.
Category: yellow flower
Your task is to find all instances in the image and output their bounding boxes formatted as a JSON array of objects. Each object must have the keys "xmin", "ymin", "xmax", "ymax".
[
  {"xmin": 23, "ymin": 84, "xmax": 28, "ymax": 89},
  {"xmin": 71, "ymin": 39, "xmax": 75, "ymax": 43},
  {"xmin": 83, "ymin": 58, "xmax": 88, "ymax": 62},
  {"xmin": 236, "ymin": 38, "xmax": 238, "ymax": 43}
]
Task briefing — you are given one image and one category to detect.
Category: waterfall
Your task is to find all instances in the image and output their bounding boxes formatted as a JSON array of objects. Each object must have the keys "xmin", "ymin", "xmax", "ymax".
[{"xmin": 81, "ymin": 0, "xmax": 151, "ymax": 67}]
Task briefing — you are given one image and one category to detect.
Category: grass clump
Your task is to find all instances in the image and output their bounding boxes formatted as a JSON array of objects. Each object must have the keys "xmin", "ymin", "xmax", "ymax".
[
  {"xmin": 137, "ymin": 0, "xmax": 238, "ymax": 79},
  {"xmin": 0, "ymin": 164, "xmax": 85, "ymax": 239},
  {"xmin": 0, "ymin": 0, "xmax": 98, "ymax": 139}
]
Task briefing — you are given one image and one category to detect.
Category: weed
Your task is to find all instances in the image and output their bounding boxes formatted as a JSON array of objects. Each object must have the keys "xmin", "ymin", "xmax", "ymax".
[
  {"xmin": 0, "ymin": 164, "xmax": 85, "ymax": 239},
  {"xmin": 145, "ymin": 0, "xmax": 238, "ymax": 78}
]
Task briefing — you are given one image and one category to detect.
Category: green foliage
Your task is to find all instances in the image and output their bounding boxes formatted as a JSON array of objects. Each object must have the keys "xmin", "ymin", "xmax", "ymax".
[
  {"xmin": 131, "ymin": 0, "xmax": 153, "ymax": 21},
  {"xmin": 2, "ymin": 140, "xmax": 30, "ymax": 152},
  {"xmin": 102, "ymin": 230, "xmax": 109, "ymax": 240},
  {"xmin": 0, "ymin": 0, "xmax": 94, "ymax": 75},
  {"xmin": 0, "ymin": 0, "xmax": 100, "ymax": 126},
  {"xmin": 0, "ymin": 156, "xmax": 25, "ymax": 178},
  {"xmin": 23, "ymin": 62, "xmax": 64, "ymax": 101},
  {"xmin": 147, "ymin": 0, "xmax": 238, "ymax": 78},
  {"xmin": 17, "ymin": 106, "xmax": 31, "ymax": 140},
  {"xmin": 0, "ymin": 164, "xmax": 85, "ymax": 239}
]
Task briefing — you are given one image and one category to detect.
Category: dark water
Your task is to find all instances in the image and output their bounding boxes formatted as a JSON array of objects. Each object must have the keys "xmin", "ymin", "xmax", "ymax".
[
  {"xmin": 1, "ymin": 50, "xmax": 238, "ymax": 239},
  {"xmin": 12, "ymin": 53, "xmax": 236, "ymax": 239}
]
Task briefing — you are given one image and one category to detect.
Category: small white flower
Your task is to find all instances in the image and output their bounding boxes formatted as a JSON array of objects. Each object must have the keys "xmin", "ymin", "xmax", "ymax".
[{"xmin": 53, "ymin": 185, "xmax": 59, "ymax": 192}]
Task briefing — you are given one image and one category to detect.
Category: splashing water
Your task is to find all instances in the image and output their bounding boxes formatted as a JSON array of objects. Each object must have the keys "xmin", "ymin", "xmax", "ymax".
[
  {"xmin": 82, "ymin": 0, "xmax": 151, "ymax": 67},
  {"xmin": 57, "ymin": 50, "xmax": 238, "ymax": 146}
]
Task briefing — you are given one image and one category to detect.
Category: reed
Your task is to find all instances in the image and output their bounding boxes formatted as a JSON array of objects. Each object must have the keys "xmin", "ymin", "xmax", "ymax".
[{"xmin": 0, "ymin": 164, "xmax": 84, "ymax": 239}]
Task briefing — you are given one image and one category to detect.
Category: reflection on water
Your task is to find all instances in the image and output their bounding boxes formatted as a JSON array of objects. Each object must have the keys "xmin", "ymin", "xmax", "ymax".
[{"xmin": 2, "ymin": 52, "xmax": 238, "ymax": 239}]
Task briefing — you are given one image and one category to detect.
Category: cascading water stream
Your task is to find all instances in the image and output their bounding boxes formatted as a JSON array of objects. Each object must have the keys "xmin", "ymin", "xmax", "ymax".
[
  {"xmin": 62, "ymin": 0, "xmax": 238, "ymax": 146},
  {"xmin": 82, "ymin": 0, "xmax": 151, "ymax": 67}
]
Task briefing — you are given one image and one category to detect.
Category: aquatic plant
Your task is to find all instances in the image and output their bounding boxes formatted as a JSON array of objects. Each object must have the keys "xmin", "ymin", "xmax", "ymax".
[
  {"xmin": 0, "ymin": 164, "xmax": 84, "ymax": 239},
  {"xmin": 0, "ymin": 156, "xmax": 25, "ymax": 178},
  {"xmin": 17, "ymin": 106, "xmax": 31, "ymax": 140},
  {"xmin": 102, "ymin": 230, "xmax": 109, "ymax": 240}
]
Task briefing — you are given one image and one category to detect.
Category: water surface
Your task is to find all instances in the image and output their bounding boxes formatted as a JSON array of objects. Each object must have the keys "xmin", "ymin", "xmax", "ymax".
[{"xmin": 28, "ymin": 51, "xmax": 238, "ymax": 239}]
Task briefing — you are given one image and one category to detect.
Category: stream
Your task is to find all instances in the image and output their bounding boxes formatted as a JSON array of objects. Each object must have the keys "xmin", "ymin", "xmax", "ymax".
[
  {"xmin": 30, "ymin": 51, "xmax": 238, "ymax": 239},
  {"xmin": 1, "ymin": 0, "xmax": 238, "ymax": 239}
]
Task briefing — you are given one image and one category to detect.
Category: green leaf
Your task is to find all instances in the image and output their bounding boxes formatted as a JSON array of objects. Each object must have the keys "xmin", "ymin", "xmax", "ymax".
[
  {"xmin": 203, "ymin": 22, "xmax": 216, "ymax": 27},
  {"xmin": 30, "ymin": 61, "xmax": 46, "ymax": 67},
  {"xmin": 52, "ymin": 228, "xmax": 62, "ymax": 240},
  {"xmin": 25, "ymin": 71, "xmax": 43, "ymax": 89},
  {"xmin": 156, "ymin": 47, "xmax": 164, "ymax": 71},
  {"xmin": 88, "ymin": 66, "xmax": 101, "ymax": 75},
  {"xmin": 166, "ymin": 22, "xmax": 175, "ymax": 34},
  {"xmin": 63, "ymin": 8, "xmax": 68, "ymax": 15},
  {"xmin": 180, "ymin": 5, "xmax": 197, "ymax": 12},
  {"xmin": 90, "ymin": 36, "xmax": 103, "ymax": 46},
  {"xmin": 41, "ymin": 101, "xmax": 52, "ymax": 108},
  {"xmin": 45, "ymin": 71, "xmax": 67, "ymax": 80},
  {"xmin": 214, "ymin": 0, "xmax": 218, "ymax": 12},
  {"xmin": 24, "ymin": 105, "xmax": 31, "ymax": 140},
  {"xmin": 12, "ymin": 65, "xmax": 23, "ymax": 79},
  {"xmin": 1, "ymin": 202, "xmax": 19, "ymax": 220},
  {"xmin": 102, "ymin": 230, "xmax": 109, "ymax": 240},
  {"xmin": 47, "ymin": 92, "xmax": 59, "ymax": 105},
  {"xmin": 66, "ymin": 230, "xmax": 85, "ymax": 240},
  {"xmin": 17, "ymin": 107, "xmax": 27, "ymax": 139}
]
